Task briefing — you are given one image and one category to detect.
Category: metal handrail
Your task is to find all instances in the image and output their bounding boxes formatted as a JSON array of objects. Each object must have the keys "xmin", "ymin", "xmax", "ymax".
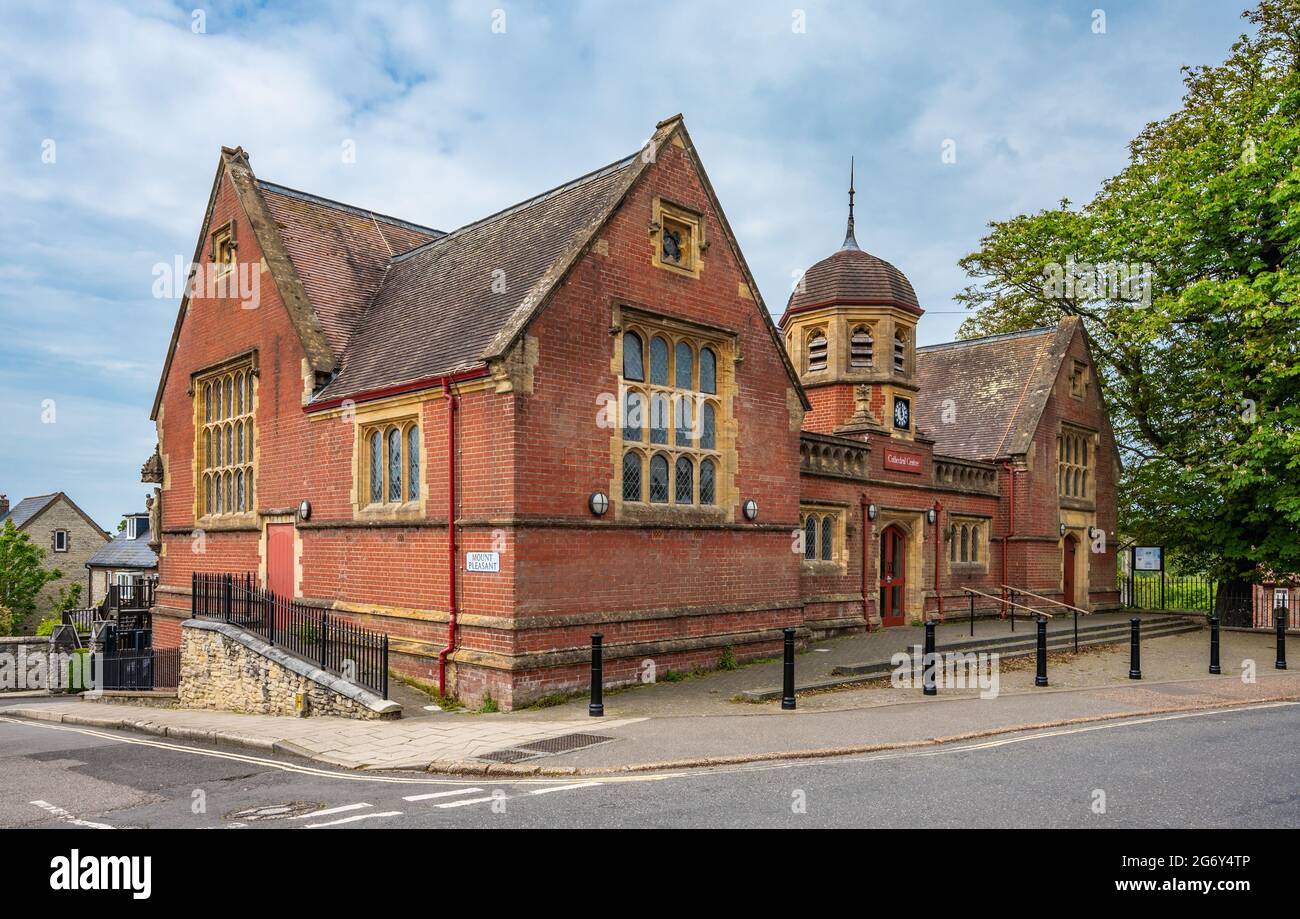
[
  {"xmin": 999, "ymin": 585, "xmax": 1090, "ymax": 617},
  {"xmin": 960, "ymin": 586, "xmax": 1054, "ymax": 618}
]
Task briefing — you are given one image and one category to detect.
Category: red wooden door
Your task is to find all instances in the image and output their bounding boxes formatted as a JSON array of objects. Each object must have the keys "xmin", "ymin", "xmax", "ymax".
[
  {"xmin": 1063, "ymin": 534, "xmax": 1077, "ymax": 608},
  {"xmin": 266, "ymin": 524, "xmax": 295, "ymax": 598},
  {"xmin": 879, "ymin": 526, "xmax": 906, "ymax": 627}
]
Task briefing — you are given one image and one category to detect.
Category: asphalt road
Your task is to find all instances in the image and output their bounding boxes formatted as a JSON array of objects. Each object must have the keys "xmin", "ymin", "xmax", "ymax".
[{"xmin": 0, "ymin": 700, "xmax": 1296, "ymax": 829}]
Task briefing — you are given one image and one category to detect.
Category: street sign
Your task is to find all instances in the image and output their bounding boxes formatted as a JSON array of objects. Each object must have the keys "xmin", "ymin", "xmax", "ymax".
[
  {"xmin": 1133, "ymin": 546, "xmax": 1163, "ymax": 571},
  {"xmin": 465, "ymin": 551, "xmax": 500, "ymax": 573}
]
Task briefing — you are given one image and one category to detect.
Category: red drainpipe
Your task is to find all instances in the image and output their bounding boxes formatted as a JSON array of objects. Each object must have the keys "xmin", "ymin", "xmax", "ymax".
[
  {"xmin": 933, "ymin": 500, "xmax": 944, "ymax": 623},
  {"xmin": 860, "ymin": 494, "xmax": 873, "ymax": 630},
  {"xmin": 438, "ymin": 378, "xmax": 459, "ymax": 696},
  {"xmin": 1001, "ymin": 461, "xmax": 1016, "ymax": 618}
]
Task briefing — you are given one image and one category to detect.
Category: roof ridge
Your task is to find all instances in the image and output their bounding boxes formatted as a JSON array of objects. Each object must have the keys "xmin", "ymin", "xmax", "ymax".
[
  {"xmin": 257, "ymin": 180, "xmax": 445, "ymax": 238},
  {"xmin": 917, "ymin": 324, "xmax": 1057, "ymax": 352},
  {"xmin": 390, "ymin": 150, "xmax": 642, "ymax": 264}
]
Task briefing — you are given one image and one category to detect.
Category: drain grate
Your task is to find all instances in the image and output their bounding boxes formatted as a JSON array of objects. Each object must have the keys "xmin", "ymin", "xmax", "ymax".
[
  {"xmin": 475, "ymin": 733, "xmax": 614, "ymax": 764},
  {"xmin": 516, "ymin": 733, "xmax": 613, "ymax": 755},
  {"xmin": 476, "ymin": 749, "xmax": 538, "ymax": 764},
  {"xmin": 225, "ymin": 802, "xmax": 323, "ymax": 822}
]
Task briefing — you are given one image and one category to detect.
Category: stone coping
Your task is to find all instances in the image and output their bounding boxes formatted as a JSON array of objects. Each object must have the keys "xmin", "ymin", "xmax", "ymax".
[{"xmin": 181, "ymin": 618, "xmax": 400, "ymax": 717}]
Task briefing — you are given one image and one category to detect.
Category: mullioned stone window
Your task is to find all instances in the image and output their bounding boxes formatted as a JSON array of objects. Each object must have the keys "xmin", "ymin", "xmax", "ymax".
[{"xmin": 196, "ymin": 360, "xmax": 256, "ymax": 519}]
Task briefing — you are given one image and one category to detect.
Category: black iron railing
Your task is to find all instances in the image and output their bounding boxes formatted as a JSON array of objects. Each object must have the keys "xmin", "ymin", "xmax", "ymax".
[
  {"xmin": 96, "ymin": 646, "xmax": 180, "ymax": 691},
  {"xmin": 106, "ymin": 579, "xmax": 155, "ymax": 612},
  {"xmin": 191, "ymin": 573, "xmax": 389, "ymax": 699}
]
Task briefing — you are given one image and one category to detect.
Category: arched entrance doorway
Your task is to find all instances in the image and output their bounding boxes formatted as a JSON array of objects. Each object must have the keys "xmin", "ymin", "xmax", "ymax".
[
  {"xmin": 879, "ymin": 525, "xmax": 907, "ymax": 627},
  {"xmin": 1063, "ymin": 533, "xmax": 1078, "ymax": 608}
]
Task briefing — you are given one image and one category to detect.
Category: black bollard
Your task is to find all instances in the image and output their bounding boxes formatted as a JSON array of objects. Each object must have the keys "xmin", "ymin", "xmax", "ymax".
[
  {"xmin": 588, "ymin": 633, "xmax": 604, "ymax": 717},
  {"xmin": 923, "ymin": 619, "xmax": 938, "ymax": 696},
  {"xmin": 1034, "ymin": 616, "xmax": 1049, "ymax": 687},
  {"xmin": 1128, "ymin": 617, "xmax": 1142, "ymax": 680},
  {"xmin": 1209, "ymin": 615, "xmax": 1221, "ymax": 675},
  {"xmin": 781, "ymin": 627, "xmax": 797, "ymax": 710},
  {"xmin": 1277, "ymin": 608, "xmax": 1288, "ymax": 671}
]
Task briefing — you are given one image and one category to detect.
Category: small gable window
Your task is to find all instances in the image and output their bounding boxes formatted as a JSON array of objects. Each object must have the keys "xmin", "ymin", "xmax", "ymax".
[
  {"xmin": 652, "ymin": 198, "xmax": 703, "ymax": 278},
  {"xmin": 210, "ymin": 220, "xmax": 237, "ymax": 275},
  {"xmin": 53, "ymin": 530, "xmax": 68, "ymax": 553}
]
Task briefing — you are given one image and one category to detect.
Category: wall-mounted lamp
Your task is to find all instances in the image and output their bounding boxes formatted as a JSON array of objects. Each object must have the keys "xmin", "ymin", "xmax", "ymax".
[
  {"xmin": 867, "ymin": 503, "xmax": 878, "ymax": 521},
  {"xmin": 588, "ymin": 492, "xmax": 609, "ymax": 517},
  {"xmin": 926, "ymin": 507, "xmax": 938, "ymax": 525},
  {"xmin": 742, "ymin": 499, "xmax": 759, "ymax": 521},
  {"xmin": 298, "ymin": 500, "xmax": 312, "ymax": 521},
  {"xmin": 1060, "ymin": 522, "xmax": 1068, "ymax": 538}
]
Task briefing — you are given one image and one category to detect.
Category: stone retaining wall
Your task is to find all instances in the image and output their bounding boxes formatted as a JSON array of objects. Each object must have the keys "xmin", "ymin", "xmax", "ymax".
[{"xmin": 177, "ymin": 619, "xmax": 400, "ymax": 720}]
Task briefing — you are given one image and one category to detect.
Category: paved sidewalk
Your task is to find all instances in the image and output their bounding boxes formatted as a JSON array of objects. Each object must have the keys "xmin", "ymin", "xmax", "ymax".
[{"xmin": 4, "ymin": 668, "xmax": 1295, "ymax": 776}]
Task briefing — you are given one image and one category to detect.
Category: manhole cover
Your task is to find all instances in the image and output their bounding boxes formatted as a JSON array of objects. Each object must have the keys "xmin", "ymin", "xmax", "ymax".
[
  {"xmin": 517, "ymin": 733, "xmax": 613, "ymax": 755},
  {"xmin": 225, "ymin": 802, "xmax": 323, "ymax": 822},
  {"xmin": 477, "ymin": 749, "xmax": 537, "ymax": 764}
]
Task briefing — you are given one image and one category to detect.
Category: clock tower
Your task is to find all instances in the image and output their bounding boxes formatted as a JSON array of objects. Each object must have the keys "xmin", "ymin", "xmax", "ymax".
[{"xmin": 779, "ymin": 161, "xmax": 923, "ymax": 443}]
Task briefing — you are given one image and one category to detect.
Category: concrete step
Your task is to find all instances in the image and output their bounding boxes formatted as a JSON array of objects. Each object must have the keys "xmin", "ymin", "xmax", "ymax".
[{"xmin": 738, "ymin": 617, "xmax": 1204, "ymax": 701}]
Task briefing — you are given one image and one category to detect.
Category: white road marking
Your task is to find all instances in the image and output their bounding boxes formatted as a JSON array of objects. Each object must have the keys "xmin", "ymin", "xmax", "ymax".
[
  {"xmin": 305, "ymin": 810, "xmax": 402, "ymax": 828},
  {"xmin": 30, "ymin": 800, "xmax": 114, "ymax": 829},
  {"xmin": 292, "ymin": 802, "xmax": 370, "ymax": 820},
  {"xmin": 436, "ymin": 795, "xmax": 498, "ymax": 808},
  {"xmin": 0, "ymin": 717, "xmax": 680, "ymax": 787},
  {"xmin": 528, "ymin": 782, "xmax": 603, "ymax": 795},
  {"xmin": 403, "ymin": 787, "xmax": 484, "ymax": 802}
]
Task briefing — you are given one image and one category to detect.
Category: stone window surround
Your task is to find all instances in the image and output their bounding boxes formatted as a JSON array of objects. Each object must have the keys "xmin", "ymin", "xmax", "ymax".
[
  {"xmin": 651, "ymin": 196, "xmax": 705, "ymax": 279},
  {"xmin": 192, "ymin": 351, "xmax": 258, "ymax": 524},
  {"xmin": 947, "ymin": 513, "xmax": 991, "ymax": 572},
  {"xmin": 610, "ymin": 305, "xmax": 736, "ymax": 523},
  {"xmin": 800, "ymin": 502, "xmax": 849, "ymax": 574},
  {"xmin": 350, "ymin": 398, "xmax": 428, "ymax": 520}
]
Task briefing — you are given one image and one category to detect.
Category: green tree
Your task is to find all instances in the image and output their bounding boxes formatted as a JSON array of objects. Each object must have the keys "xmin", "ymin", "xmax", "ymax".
[
  {"xmin": 0, "ymin": 519, "xmax": 63, "ymax": 634},
  {"xmin": 956, "ymin": 1, "xmax": 1300, "ymax": 582}
]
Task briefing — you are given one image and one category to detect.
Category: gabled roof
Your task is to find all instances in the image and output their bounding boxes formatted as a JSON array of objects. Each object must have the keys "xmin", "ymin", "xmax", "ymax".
[
  {"xmin": 86, "ymin": 517, "xmax": 157, "ymax": 570},
  {"xmin": 258, "ymin": 181, "xmax": 442, "ymax": 357},
  {"xmin": 313, "ymin": 151, "xmax": 645, "ymax": 402},
  {"xmin": 0, "ymin": 492, "xmax": 109, "ymax": 539},
  {"xmin": 914, "ymin": 319, "xmax": 1079, "ymax": 461},
  {"xmin": 0, "ymin": 494, "xmax": 59, "ymax": 529}
]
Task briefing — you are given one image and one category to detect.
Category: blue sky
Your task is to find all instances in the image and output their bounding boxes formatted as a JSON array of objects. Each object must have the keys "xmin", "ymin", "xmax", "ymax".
[{"xmin": 0, "ymin": 0, "xmax": 1254, "ymax": 529}]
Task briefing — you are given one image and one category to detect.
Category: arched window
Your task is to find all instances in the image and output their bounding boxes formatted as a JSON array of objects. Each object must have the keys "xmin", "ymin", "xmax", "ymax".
[
  {"xmin": 197, "ymin": 362, "xmax": 255, "ymax": 516},
  {"xmin": 700, "ymin": 348, "xmax": 717, "ymax": 394},
  {"xmin": 622, "ymin": 452, "xmax": 643, "ymax": 501},
  {"xmin": 850, "ymin": 327, "xmax": 873, "ymax": 368},
  {"xmin": 804, "ymin": 517, "xmax": 817, "ymax": 560},
  {"xmin": 214, "ymin": 380, "xmax": 222, "ymax": 420},
  {"xmin": 971, "ymin": 526, "xmax": 980, "ymax": 562},
  {"xmin": 236, "ymin": 469, "xmax": 245, "ymax": 512},
  {"xmin": 623, "ymin": 331, "xmax": 644, "ymax": 381},
  {"xmin": 675, "ymin": 396, "xmax": 693, "ymax": 447},
  {"xmin": 650, "ymin": 336, "xmax": 669, "ymax": 385},
  {"xmin": 808, "ymin": 331, "xmax": 828, "ymax": 372},
  {"xmin": 894, "ymin": 329, "xmax": 907, "ymax": 372},
  {"xmin": 699, "ymin": 458, "xmax": 716, "ymax": 505},
  {"xmin": 407, "ymin": 425, "xmax": 420, "ymax": 501},
  {"xmin": 216, "ymin": 474, "xmax": 224, "ymax": 514},
  {"xmin": 624, "ymin": 391, "xmax": 645, "ymax": 442},
  {"xmin": 204, "ymin": 475, "xmax": 213, "ymax": 515},
  {"xmin": 214, "ymin": 427, "xmax": 222, "ymax": 466},
  {"xmin": 675, "ymin": 456, "xmax": 694, "ymax": 504},
  {"xmin": 950, "ymin": 529, "xmax": 957, "ymax": 562},
  {"xmin": 225, "ymin": 425, "xmax": 233, "ymax": 465},
  {"xmin": 236, "ymin": 421, "xmax": 244, "ymax": 463},
  {"xmin": 234, "ymin": 372, "xmax": 244, "ymax": 414},
  {"xmin": 821, "ymin": 517, "xmax": 833, "ymax": 561},
  {"xmin": 650, "ymin": 394, "xmax": 668, "ymax": 444},
  {"xmin": 204, "ymin": 430, "xmax": 212, "ymax": 469},
  {"xmin": 960, "ymin": 525, "xmax": 969, "ymax": 562},
  {"xmin": 224, "ymin": 377, "xmax": 233, "ymax": 417},
  {"xmin": 675, "ymin": 341, "xmax": 694, "ymax": 389},
  {"xmin": 649, "ymin": 455, "xmax": 669, "ymax": 503},
  {"xmin": 224, "ymin": 472, "xmax": 232, "ymax": 513},
  {"xmin": 700, "ymin": 402, "xmax": 716, "ymax": 450},
  {"xmin": 247, "ymin": 372, "xmax": 255, "ymax": 411},
  {"xmin": 387, "ymin": 427, "xmax": 402, "ymax": 502},
  {"xmin": 369, "ymin": 431, "xmax": 383, "ymax": 503},
  {"xmin": 204, "ymin": 384, "xmax": 212, "ymax": 423}
]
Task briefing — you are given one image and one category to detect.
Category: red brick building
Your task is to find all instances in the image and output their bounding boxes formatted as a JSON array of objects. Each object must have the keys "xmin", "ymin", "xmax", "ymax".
[{"xmin": 144, "ymin": 115, "xmax": 1119, "ymax": 709}]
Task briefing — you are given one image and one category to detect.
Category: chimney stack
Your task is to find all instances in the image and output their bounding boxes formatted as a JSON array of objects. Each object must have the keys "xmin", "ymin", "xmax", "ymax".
[{"xmin": 0, "ymin": 494, "xmax": 9, "ymax": 517}]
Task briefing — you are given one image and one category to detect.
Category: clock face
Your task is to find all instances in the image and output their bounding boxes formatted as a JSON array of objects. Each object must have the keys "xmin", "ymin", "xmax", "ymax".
[{"xmin": 893, "ymin": 397, "xmax": 910, "ymax": 430}]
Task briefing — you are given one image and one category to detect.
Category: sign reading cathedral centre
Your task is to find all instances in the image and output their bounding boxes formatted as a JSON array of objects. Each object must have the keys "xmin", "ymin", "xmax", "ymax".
[
  {"xmin": 466, "ymin": 552, "xmax": 500, "ymax": 573},
  {"xmin": 883, "ymin": 448, "xmax": 923, "ymax": 474}
]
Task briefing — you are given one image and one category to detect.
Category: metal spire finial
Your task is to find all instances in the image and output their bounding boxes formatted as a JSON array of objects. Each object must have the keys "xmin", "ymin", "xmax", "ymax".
[{"xmin": 842, "ymin": 156, "xmax": 859, "ymax": 250}]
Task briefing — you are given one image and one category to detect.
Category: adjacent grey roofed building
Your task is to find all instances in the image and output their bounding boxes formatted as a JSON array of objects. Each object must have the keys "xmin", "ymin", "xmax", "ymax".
[
  {"xmin": 86, "ymin": 514, "xmax": 157, "ymax": 570},
  {"xmin": 0, "ymin": 493, "xmax": 60, "ymax": 529}
]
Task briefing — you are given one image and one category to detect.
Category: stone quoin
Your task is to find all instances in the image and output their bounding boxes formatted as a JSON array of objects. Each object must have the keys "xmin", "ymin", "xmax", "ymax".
[{"xmin": 145, "ymin": 115, "xmax": 1119, "ymax": 710}]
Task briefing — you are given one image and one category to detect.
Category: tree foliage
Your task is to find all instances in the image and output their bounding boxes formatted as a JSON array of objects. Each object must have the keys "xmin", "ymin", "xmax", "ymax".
[
  {"xmin": 956, "ymin": 1, "xmax": 1300, "ymax": 580},
  {"xmin": 0, "ymin": 519, "xmax": 63, "ymax": 634}
]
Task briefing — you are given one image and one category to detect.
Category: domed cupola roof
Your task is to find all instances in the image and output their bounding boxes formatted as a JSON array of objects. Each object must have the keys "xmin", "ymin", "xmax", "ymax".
[{"xmin": 781, "ymin": 161, "xmax": 922, "ymax": 323}]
